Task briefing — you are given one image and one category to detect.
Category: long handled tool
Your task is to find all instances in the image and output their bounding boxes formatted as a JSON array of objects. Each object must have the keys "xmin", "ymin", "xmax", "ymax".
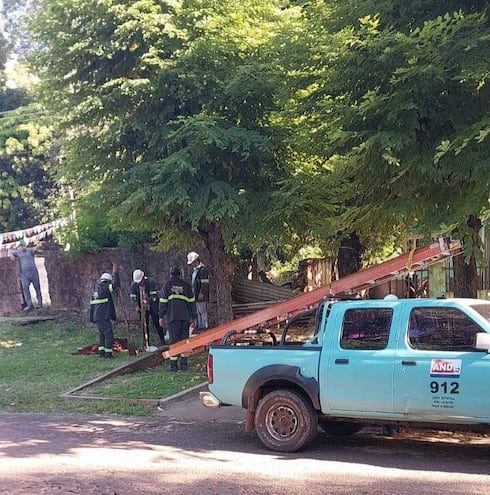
[{"xmin": 140, "ymin": 297, "xmax": 149, "ymax": 350}]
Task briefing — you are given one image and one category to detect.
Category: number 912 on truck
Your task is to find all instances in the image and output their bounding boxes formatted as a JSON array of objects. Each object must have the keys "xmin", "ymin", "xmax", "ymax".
[{"xmin": 200, "ymin": 298, "xmax": 490, "ymax": 452}]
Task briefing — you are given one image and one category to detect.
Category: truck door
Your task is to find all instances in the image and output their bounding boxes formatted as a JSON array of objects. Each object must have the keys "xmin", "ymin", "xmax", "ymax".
[
  {"xmin": 322, "ymin": 307, "xmax": 395, "ymax": 414},
  {"xmin": 394, "ymin": 306, "xmax": 490, "ymax": 420}
]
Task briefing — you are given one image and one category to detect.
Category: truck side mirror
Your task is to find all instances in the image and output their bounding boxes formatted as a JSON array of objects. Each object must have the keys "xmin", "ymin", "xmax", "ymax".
[{"xmin": 474, "ymin": 333, "xmax": 490, "ymax": 352}]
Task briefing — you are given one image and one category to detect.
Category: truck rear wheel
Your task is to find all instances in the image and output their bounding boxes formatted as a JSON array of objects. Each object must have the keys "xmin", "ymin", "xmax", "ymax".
[
  {"xmin": 255, "ymin": 389, "xmax": 318, "ymax": 452},
  {"xmin": 318, "ymin": 419, "xmax": 364, "ymax": 436}
]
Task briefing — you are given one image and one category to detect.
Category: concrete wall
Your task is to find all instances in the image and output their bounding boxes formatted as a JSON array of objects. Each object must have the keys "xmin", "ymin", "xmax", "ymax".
[
  {"xmin": 43, "ymin": 244, "xmax": 210, "ymax": 317},
  {"xmin": 0, "ymin": 243, "xmax": 213, "ymax": 321},
  {"xmin": 0, "ymin": 257, "xmax": 24, "ymax": 315}
]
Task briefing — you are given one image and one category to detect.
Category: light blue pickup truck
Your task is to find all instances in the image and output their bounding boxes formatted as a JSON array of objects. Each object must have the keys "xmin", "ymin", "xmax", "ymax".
[{"xmin": 200, "ymin": 298, "xmax": 490, "ymax": 452}]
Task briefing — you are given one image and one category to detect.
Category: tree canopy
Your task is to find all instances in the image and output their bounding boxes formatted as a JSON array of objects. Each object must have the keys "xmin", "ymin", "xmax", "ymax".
[
  {"xmin": 17, "ymin": 0, "xmax": 490, "ymax": 303},
  {"xmin": 277, "ymin": 1, "xmax": 489, "ymax": 277},
  {"xmin": 0, "ymin": 1, "xmax": 58, "ymax": 233},
  {"xmin": 28, "ymin": 0, "xmax": 302, "ymax": 319}
]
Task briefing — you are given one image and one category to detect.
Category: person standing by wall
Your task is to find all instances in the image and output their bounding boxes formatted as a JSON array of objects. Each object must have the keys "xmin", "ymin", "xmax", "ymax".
[
  {"xmin": 89, "ymin": 264, "xmax": 120, "ymax": 359},
  {"xmin": 9, "ymin": 239, "xmax": 43, "ymax": 311},
  {"xmin": 159, "ymin": 266, "xmax": 197, "ymax": 371},
  {"xmin": 130, "ymin": 269, "xmax": 166, "ymax": 348},
  {"xmin": 187, "ymin": 251, "xmax": 210, "ymax": 332}
]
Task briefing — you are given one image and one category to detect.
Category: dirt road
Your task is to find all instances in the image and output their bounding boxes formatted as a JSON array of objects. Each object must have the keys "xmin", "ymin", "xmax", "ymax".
[{"xmin": 1, "ymin": 389, "xmax": 489, "ymax": 495}]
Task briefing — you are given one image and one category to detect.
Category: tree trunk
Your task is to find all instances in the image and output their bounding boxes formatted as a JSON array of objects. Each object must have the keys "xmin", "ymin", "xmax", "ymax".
[
  {"xmin": 452, "ymin": 214, "xmax": 482, "ymax": 298},
  {"xmin": 453, "ymin": 255, "xmax": 478, "ymax": 297},
  {"xmin": 250, "ymin": 253, "xmax": 259, "ymax": 281},
  {"xmin": 337, "ymin": 232, "xmax": 362, "ymax": 278},
  {"xmin": 200, "ymin": 221, "xmax": 234, "ymax": 325}
]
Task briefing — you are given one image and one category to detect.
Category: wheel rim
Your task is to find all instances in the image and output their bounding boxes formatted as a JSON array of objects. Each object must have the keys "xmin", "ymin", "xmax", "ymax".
[{"xmin": 265, "ymin": 404, "xmax": 298, "ymax": 441}]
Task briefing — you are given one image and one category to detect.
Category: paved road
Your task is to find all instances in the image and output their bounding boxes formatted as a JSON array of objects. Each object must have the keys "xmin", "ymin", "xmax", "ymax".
[{"xmin": 1, "ymin": 388, "xmax": 489, "ymax": 494}]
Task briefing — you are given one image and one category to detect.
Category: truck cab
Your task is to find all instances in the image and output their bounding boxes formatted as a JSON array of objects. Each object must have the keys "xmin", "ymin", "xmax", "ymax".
[{"xmin": 319, "ymin": 298, "xmax": 490, "ymax": 421}]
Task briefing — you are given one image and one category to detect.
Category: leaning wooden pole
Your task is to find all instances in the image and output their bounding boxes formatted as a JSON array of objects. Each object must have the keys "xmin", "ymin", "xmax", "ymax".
[{"xmin": 163, "ymin": 238, "xmax": 463, "ymax": 359}]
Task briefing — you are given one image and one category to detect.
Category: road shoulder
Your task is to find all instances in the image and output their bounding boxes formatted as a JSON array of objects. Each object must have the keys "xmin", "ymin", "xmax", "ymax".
[{"xmin": 157, "ymin": 382, "xmax": 244, "ymax": 422}]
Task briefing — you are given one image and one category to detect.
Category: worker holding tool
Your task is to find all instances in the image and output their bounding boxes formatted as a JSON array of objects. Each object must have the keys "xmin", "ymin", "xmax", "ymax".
[
  {"xmin": 130, "ymin": 269, "xmax": 166, "ymax": 349},
  {"xmin": 89, "ymin": 263, "xmax": 120, "ymax": 359}
]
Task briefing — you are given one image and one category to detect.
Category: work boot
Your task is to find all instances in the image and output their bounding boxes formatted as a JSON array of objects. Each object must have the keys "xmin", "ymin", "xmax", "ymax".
[
  {"xmin": 99, "ymin": 350, "xmax": 105, "ymax": 358},
  {"xmin": 105, "ymin": 352, "xmax": 114, "ymax": 359},
  {"xmin": 168, "ymin": 360, "xmax": 178, "ymax": 372},
  {"xmin": 179, "ymin": 357, "xmax": 188, "ymax": 371}
]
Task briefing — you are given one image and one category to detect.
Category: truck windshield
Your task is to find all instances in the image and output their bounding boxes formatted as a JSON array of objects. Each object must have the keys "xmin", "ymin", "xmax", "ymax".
[{"xmin": 470, "ymin": 303, "xmax": 490, "ymax": 323}]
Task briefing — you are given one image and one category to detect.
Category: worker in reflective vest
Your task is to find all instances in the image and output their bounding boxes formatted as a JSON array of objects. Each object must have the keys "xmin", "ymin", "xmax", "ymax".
[
  {"xmin": 89, "ymin": 264, "xmax": 120, "ymax": 359},
  {"xmin": 159, "ymin": 266, "xmax": 197, "ymax": 371},
  {"xmin": 130, "ymin": 269, "xmax": 166, "ymax": 347},
  {"xmin": 187, "ymin": 251, "xmax": 210, "ymax": 331}
]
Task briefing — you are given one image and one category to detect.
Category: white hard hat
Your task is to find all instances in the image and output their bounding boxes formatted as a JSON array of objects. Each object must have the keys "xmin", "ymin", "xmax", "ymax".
[
  {"xmin": 187, "ymin": 251, "xmax": 199, "ymax": 264},
  {"xmin": 133, "ymin": 269, "xmax": 145, "ymax": 283},
  {"xmin": 384, "ymin": 294, "xmax": 398, "ymax": 301},
  {"xmin": 100, "ymin": 272, "xmax": 113, "ymax": 282}
]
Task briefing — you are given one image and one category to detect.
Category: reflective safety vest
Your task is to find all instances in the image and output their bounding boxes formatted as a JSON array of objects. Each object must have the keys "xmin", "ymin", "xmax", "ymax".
[
  {"xmin": 89, "ymin": 272, "xmax": 120, "ymax": 322},
  {"xmin": 129, "ymin": 278, "xmax": 160, "ymax": 313},
  {"xmin": 192, "ymin": 264, "xmax": 210, "ymax": 302},
  {"xmin": 159, "ymin": 275, "xmax": 197, "ymax": 323}
]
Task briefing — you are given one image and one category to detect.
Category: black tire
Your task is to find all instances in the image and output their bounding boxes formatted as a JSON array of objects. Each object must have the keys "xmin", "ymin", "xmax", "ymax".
[
  {"xmin": 318, "ymin": 419, "xmax": 364, "ymax": 436},
  {"xmin": 254, "ymin": 389, "xmax": 318, "ymax": 452}
]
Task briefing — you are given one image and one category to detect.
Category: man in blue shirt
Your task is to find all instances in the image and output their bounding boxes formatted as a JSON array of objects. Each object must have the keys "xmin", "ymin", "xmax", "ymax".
[{"xmin": 9, "ymin": 239, "xmax": 43, "ymax": 311}]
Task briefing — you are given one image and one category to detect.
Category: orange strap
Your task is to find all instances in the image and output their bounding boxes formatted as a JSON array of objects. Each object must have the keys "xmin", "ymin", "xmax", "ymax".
[{"xmin": 406, "ymin": 247, "xmax": 416, "ymax": 271}]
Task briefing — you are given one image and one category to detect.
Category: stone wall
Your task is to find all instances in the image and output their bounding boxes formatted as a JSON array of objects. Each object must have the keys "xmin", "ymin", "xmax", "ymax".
[
  {"xmin": 43, "ymin": 243, "xmax": 211, "ymax": 319},
  {"xmin": 0, "ymin": 256, "xmax": 24, "ymax": 315},
  {"xmin": 1, "ymin": 243, "xmax": 214, "ymax": 322}
]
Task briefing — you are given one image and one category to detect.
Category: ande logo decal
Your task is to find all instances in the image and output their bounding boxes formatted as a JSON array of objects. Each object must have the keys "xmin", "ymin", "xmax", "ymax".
[{"xmin": 430, "ymin": 359, "xmax": 462, "ymax": 378}]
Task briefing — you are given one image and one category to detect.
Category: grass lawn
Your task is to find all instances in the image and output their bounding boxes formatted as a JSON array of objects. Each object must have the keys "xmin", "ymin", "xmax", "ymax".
[{"xmin": 0, "ymin": 311, "xmax": 208, "ymax": 416}]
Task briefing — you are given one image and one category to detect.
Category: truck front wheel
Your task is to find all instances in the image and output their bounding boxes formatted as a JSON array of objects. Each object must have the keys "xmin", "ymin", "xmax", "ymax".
[{"xmin": 255, "ymin": 389, "xmax": 318, "ymax": 452}]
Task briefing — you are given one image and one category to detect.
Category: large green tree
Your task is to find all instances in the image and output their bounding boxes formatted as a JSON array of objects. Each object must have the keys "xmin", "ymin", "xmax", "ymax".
[
  {"xmin": 0, "ymin": 4, "xmax": 56, "ymax": 232},
  {"xmin": 0, "ymin": 102, "xmax": 56, "ymax": 231},
  {"xmin": 283, "ymin": 0, "xmax": 489, "ymax": 294},
  {"xmin": 29, "ymin": 0, "xmax": 298, "ymax": 322}
]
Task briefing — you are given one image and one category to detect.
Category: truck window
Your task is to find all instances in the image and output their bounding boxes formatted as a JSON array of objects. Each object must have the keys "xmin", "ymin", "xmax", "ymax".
[
  {"xmin": 281, "ymin": 308, "xmax": 318, "ymax": 345},
  {"xmin": 408, "ymin": 307, "xmax": 484, "ymax": 351},
  {"xmin": 340, "ymin": 308, "xmax": 392, "ymax": 350}
]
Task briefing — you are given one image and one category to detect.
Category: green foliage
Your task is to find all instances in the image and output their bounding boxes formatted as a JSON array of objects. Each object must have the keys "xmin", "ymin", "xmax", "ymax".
[
  {"xmin": 270, "ymin": 244, "xmax": 325, "ymax": 286},
  {"xmin": 27, "ymin": 0, "xmax": 300, "ymax": 267},
  {"xmin": 0, "ymin": 96, "xmax": 57, "ymax": 231},
  {"xmin": 58, "ymin": 195, "xmax": 154, "ymax": 255},
  {"xmin": 17, "ymin": 0, "xmax": 490, "ymax": 285},
  {"xmin": 283, "ymin": 1, "xmax": 490, "ymax": 257}
]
